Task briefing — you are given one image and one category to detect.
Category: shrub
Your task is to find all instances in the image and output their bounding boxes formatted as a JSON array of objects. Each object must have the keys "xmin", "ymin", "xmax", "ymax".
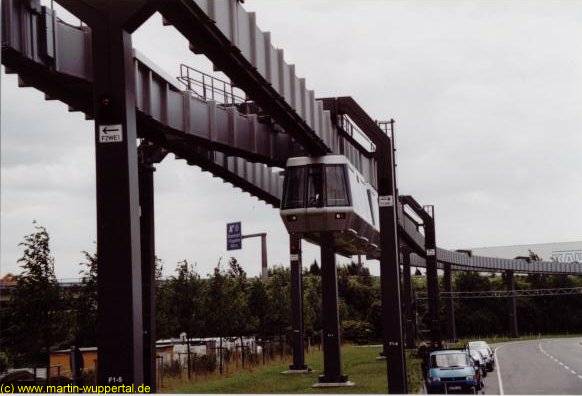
[{"xmin": 342, "ymin": 320, "xmax": 375, "ymax": 344}]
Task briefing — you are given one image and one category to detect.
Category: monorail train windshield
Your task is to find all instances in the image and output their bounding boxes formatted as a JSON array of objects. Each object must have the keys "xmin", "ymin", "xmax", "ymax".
[{"xmin": 282, "ymin": 164, "xmax": 350, "ymax": 209}]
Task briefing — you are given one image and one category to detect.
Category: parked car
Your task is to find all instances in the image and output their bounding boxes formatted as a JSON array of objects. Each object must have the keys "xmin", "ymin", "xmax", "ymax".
[
  {"xmin": 468, "ymin": 348, "xmax": 488, "ymax": 378},
  {"xmin": 468, "ymin": 340, "xmax": 495, "ymax": 371},
  {"xmin": 425, "ymin": 349, "xmax": 481, "ymax": 394}
]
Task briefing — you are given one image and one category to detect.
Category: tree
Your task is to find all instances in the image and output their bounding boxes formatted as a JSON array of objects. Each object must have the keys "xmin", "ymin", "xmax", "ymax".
[
  {"xmin": 204, "ymin": 258, "xmax": 250, "ymax": 340},
  {"xmin": 307, "ymin": 260, "xmax": 321, "ymax": 276},
  {"xmin": 73, "ymin": 250, "xmax": 98, "ymax": 347},
  {"xmin": 2, "ymin": 222, "xmax": 65, "ymax": 366},
  {"xmin": 226, "ymin": 258, "xmax": 253, "ymax": 343},
  {"xmin": 158, "ymin": 260, "xmax": 206, "ymax": 338},
  {"xmin": 337, "ymin": 263, "xmax": 376, "ymax": 322},
  {"xmin": 247, "ymin": 279, "xmax": 269, "ymax": 338},
  {"xmin": 264, "ymin": 267, "xmax": 290, "ymax": 338},
  {"xmin": 302, "ymin": 274, "xmax": 321, "ymax": 338}
]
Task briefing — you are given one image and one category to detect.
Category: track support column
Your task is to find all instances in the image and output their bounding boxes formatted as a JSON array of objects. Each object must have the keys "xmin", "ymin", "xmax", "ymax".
[
  {"xmin": 402, "ymin": 248, "xmax": 415, "ymax": 349},
  {"xmin": 92, "ymin": 25, "xmax": 144, "ymax": 387},
  {"xmin": 286, "ymin": 234, "xmax": 309, "ymax": 373},
  {"xmin": 424, "ymin": 212, "xmax": 441, "ymax": 347},
  {"xmin": 506, "ymin": 270, "xmax": 519, "ymax": 338},
  {"xmin": 57, "ymin": 0, "xmax": 156, "ymax": 386},
  {"xmin": 443, "ymin": 263, "xmax": 457, "ymax": 342},
  {"xmin": 315, "ymin": 233, "xmax": 351, "ymax": 386},
  {"xmin": 138, "ymin": 148, "xmax": 157, "ymax": 391},
  {"xmin": 378, "ymin": 137, "xmax": 407, "ymax": 393}
]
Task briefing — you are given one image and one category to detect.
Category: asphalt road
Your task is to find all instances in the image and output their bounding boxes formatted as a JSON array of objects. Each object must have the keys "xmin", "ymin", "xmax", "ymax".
[{"xmin": 484, "ymin": 338, "xmax": 582, "ymax": 395}]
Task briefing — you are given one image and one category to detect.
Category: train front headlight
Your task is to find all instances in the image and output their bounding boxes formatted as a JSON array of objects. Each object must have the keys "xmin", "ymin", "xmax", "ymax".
[
  {"xmin": 287, "ymin": 215, "xmax": 298, "ymax": 222},
  {"xmin": 335, "ymin": 213, "xmax": 346, "ymax": 219}
]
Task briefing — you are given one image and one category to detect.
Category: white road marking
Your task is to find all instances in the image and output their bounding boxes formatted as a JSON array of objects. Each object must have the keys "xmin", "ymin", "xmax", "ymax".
[
  {"xmin": 494, "ymin": 345, "xmax": 505, "ymax": 395},
  {"xmin": 539, "ymin": 340, "xmax": 582, "ymax": 381}
]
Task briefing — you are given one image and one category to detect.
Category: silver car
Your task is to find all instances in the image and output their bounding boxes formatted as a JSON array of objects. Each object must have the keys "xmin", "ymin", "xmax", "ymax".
[
  {"xmin": 468, "ymin": 348, "xmax": 488, "ymax": 378},
  {"xmin": 468, "ymin": 341, "xmax": 495, "ymax": 371}
]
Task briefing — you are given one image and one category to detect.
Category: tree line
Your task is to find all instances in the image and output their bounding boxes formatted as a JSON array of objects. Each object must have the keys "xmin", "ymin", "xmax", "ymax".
[{"xmin": 1, "ymin": 222, "xmax": 581, "ymax": 370}]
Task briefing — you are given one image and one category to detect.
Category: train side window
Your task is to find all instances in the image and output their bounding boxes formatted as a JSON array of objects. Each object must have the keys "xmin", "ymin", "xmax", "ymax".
[
  {"xmin": 325, "ymin": 165, "xmax": 350, "ymax": 207},
  {"xmin": 307, "ymin": 165, "xmax": 324, "ymax": 207},
  {"xmin": 282, "ymin": 167, "xmax": 306, "ymax": 209},
  {"xmin": 367, "ymin": 189, "xmax": 376, "ymax": 225}
]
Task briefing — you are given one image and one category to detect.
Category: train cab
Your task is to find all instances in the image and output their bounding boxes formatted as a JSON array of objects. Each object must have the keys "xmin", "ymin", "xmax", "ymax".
[{"xmin": 280, "ymin": 155, "xmax": 380, "ymax": 257}]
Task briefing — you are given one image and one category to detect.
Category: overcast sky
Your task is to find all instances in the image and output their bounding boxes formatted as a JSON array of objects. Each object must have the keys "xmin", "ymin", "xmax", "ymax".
[{"xmin": 2, "ymin": 0, "xmax": 581, "ymax": 279}]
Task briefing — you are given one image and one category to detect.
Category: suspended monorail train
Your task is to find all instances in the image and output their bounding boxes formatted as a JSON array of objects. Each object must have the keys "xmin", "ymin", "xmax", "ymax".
[{"xmin": 280, "ymin": 155, "xmax": 381, "ymax": 257}]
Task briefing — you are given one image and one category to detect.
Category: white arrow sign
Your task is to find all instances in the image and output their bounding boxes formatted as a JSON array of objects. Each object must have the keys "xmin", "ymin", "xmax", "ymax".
[{"xmin": 99, "ymin": 124, "xmax": 123, "ymax": 143}]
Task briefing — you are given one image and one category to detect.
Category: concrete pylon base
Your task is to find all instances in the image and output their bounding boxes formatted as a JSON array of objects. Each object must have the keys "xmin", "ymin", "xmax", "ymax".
[
  {"xmin": 312, "ymin": 381, "xmax": 355, "ymax": 388},
  {"xmin": 281, "ymin": 368, "xmax": 312, "ymax": 374}
]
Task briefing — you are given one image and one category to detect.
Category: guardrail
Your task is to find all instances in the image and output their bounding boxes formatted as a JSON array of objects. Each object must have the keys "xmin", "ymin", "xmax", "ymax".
[{"xmin": 177, "ymin": 63, "xmax": 247, "ymax": 105}]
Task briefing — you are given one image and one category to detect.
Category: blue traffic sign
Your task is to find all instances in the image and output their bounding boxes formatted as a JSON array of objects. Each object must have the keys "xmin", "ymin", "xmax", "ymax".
[{"xmin": 226, "ymin": 221, "xmax": 242, "ymax": 250}]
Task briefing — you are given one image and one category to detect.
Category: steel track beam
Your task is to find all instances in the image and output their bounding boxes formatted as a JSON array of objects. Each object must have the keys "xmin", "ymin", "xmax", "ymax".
[{"xmin": 3, "ymin": 0, "xmax": 581, "ymax": 277}]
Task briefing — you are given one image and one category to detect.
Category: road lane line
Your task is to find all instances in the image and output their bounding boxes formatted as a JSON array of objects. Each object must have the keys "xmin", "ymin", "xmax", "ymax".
[
  {"xmin": 494, "ymin": 344, "xmax": 505, "ymax": 395},
  {"xmin": 539, "ymin": 339, "xmax": 582, "ymax": 381}
]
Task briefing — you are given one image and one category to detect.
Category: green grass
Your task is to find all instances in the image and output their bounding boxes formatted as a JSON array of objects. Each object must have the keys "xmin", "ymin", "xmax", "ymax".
[
  {"xmin": 168, "ymin": 334, "xmax": 582, "ymax": 393},
  {"xmin": 171, "ymin": 345, "xmax": 423, "ymax": 394}
]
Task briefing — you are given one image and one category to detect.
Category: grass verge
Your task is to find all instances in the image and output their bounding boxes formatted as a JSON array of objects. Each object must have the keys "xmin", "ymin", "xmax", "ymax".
[{"xmin": 170, "ymin": 345, "xmax": 423, "ymax": 394}]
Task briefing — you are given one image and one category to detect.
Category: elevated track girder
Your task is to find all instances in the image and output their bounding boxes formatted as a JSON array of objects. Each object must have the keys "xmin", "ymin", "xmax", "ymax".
[{"xmin": 3, "ymin": 0, "xmax": 581, "ymax": 275}]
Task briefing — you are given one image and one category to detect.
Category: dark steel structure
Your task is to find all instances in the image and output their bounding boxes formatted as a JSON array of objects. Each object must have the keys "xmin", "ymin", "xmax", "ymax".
[
  {"xmin": 443, "ymin": 263, "xmax": 457, "ymax": 342},
  {"xmin": 318, "ymin": 233, "xmax": 349, "ymax": 384},
  {"xmin": 4, "ymin": 0, "xmax": 581, "ymax": 274},
  {"xmin": 506, "ymin": 271, "xmax": 519, "ymax": 338},
  {"xmin": 288, "ymin": 234, "xmax": 309, "ymax": 372},
  {"xmin": 401, "ymin": 248, "xmax": 416, "ymax": 349},
  {"xmin": 2, "ymin": 0, "xmax": 581, "ymax": 393},
  {"xmin": 138, "ymin": 142, "xmax": 166, "ymax": 390}
]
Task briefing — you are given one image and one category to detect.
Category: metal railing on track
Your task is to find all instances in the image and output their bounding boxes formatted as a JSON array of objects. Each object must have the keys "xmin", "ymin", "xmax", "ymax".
[{"xmin": 177, "ymin": 63, "xmax": 248, "ymax": 105}]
